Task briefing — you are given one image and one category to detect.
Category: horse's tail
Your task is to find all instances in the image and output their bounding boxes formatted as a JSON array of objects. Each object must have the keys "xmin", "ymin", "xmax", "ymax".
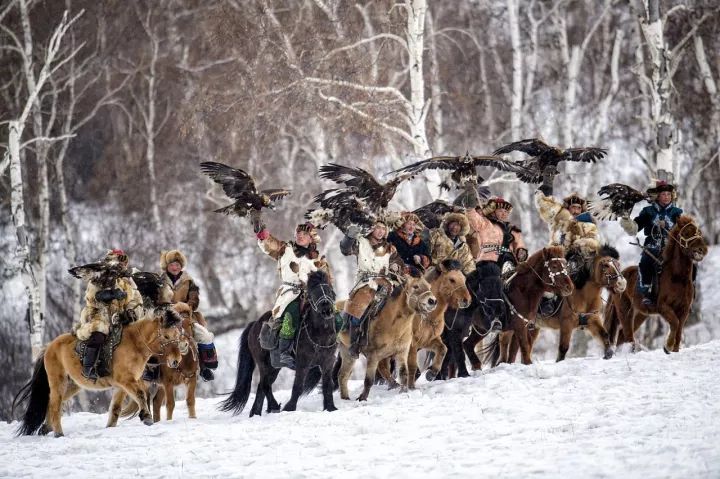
[
  {"xmin": 480, "ymin": 333, "xmax": 501, "ymax": 368},
  {"xmin": 604, "ymin": 300, "xmax": 619, "ymax": 347},
  {"xmin": 13, "ymin": 351, "xmax": 50, "ymax": 436},
  {"xmin": 302, "ymin": 366, "xmax": 322, "ymax": 396},
  {"xmin": 331, "ymin": 354, "xmax": 341, "ymax": 391},
  {"xmin": 218, "ymin": 326, "xmax": 255, "ymax": 415}
]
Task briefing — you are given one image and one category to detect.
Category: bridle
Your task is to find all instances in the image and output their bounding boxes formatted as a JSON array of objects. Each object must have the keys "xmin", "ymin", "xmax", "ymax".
[
  {"xmin": 142, "ymin": 321, "xmax": 185, "ymax": 358},
  {"xmin": 667, "ymin": 222, "xmax": 704, "ymax": 252},
  {"xmin": 598, "ymin": 258, "xmax": 622, "ymax": 287},
  {"xmin": 299, "ymin": 281, "xmax": 338, "ymax": 350},
  {"xmin": 527, "ymin": 256, "xmax": 570, "ymax": 288}
]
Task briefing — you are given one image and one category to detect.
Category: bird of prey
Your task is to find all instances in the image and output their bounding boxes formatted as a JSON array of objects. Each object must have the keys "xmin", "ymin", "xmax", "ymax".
[
  {"xmin": 305, "ymin": 188, "xmax": 377, "ymax": 233},
  {"xmin": 68, "ymin": 261, "xmax": 130, "ymax": 289},
  {"xmin": 200, "ymin": 161, "xmax": 291, "ymax": 217},
  {"xmin": 493, "ymin": 138, "xmax": 607, "ymax": 183},
  {"xmin": 389, "ymin": 153, "xmax": 536, "ymax": 189},
  {"xmin": 411, "ymin": 200, "xmax": 465, "ymax": 230},
  {"xmin": 588, "ymin": 183, "xmax": 648, "ymax": 221},
  {"xmin": 318, "ymin": 163, "xmax": 411, "ymax": 211}
]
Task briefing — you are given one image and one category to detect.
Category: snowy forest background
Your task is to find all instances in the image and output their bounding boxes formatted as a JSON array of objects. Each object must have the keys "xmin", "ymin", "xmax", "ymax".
[{"xmin": 2, "ymin": 0, "xmax": 720, "ymax": 421}]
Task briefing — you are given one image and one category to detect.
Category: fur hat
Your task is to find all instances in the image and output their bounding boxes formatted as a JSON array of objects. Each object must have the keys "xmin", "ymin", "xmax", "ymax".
[
  {"xmin": 160, "ymin": 250, "xmax": 187, "ymax": 270},
  {"xmin": 296, "ymin": 223, "xmax": 321, "ymax": 243},
  {"xmin": 441, "ymin": 212, "xmax": 470, "ymax": 238},
  {"xmin": 562, "ymin": 192, "xmax": 587, "ymax": 212},
  {"xmin": 646, "ymin": 179, "xmax": 677, "ymax": 201},
  {"xmin": 394, "ymin": 212, "xmax": 425, "ymax": 230},
  {"xmin": 481, "ymin": 196, "xmax": 513, "ymax": 216}
]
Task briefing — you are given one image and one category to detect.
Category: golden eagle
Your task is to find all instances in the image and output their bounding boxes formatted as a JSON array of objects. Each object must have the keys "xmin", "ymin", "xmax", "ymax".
[
  {"xmin": 493, "ymin": 138, "xmax": 607, "ymax": 183},
  {"xmin": 68, "ymin": 261, "xmax": 130, "ymax": 289},
  {"xmin": 318, "ymin": 163, "xmax": 411, "ymax": 211},
  {"xmin": 411, "ymin": 200, "xmax": 465, "ymax": 230},
  {"xmin": 200, "ymin": 161, "xmax": 291, "ymax": 217},
  {"xmin": 305, "ymin": 188, "xmax": 377, "ymax": 233},
  {"xmin": 588, "ymin": 183, "xmax": 648, "ymax": 221}
]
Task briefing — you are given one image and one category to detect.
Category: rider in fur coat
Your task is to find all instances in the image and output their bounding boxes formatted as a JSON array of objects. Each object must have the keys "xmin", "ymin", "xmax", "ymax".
[
  {"xmin": 257, "ymin": 222, "xmax": 331, "ymax": 369},
  {"xmin": 340, "ymin": 220, "xmax": 404, "ymax": 358},
  {"xmin": 428, "ymin": 212, "xmax": 475, "ymax": 275},
  {"xmin": 158, "ymin": 250, "xmax": 218, "ymax": 381},
  {"xmin": 75, "ymin": 249, "xmax": 143, "ymax": 380},
  {"xmin": 387, "ymin": 212, "xmax": 431, "ymax": 271}
]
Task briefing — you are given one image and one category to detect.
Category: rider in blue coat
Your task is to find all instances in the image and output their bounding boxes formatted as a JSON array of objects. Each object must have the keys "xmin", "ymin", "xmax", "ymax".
[{"xmin": 620, "ymin": 180, "xmax": 682, "ymax": 306}]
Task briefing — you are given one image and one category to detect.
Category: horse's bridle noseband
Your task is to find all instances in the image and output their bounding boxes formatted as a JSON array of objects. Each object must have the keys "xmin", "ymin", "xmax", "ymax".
[{"xmin": 307, "ymin": 283, "xmax": 336, "ymax": 313}]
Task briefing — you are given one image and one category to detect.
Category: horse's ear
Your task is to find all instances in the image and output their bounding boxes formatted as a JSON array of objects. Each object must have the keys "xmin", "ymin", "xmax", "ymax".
[
  {"xmin": 163, "ymin": 308, "xmax": 182, "ymax": 328},
  {"xmin": 424, "ymin": 267, "xmax": 440, "ymax": 283}
]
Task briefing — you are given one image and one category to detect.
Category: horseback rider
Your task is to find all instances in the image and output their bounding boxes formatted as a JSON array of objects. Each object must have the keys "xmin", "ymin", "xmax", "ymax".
[
  {"xmin": 340, "ymin": 220, "xmax": 405, "ymax": 358},
  {"xmin": 428, "ymin": 212, "xmax": 475, "ymax": 275},
  {"xmin": 387, "ymin": 212, "xmax": 431, "ymax": 271},
  {"xmin": 620, "ymin": 180, "xmax": 683, "ymax": 306},
  {"xmin": 256, "ymin": 221, "xmax": 332, "ymax": 369},
  {"xmin": 466, "ymin": 196, "xmax": 528, "ymax": 330},
  {"xmin": 156, "ymin": 250, "xmax": 218, "ymax": 382},
  {"xmin": 75, "ymin": 249, "xmax": 143, "ymax": 380},
  {"xmin": 535, "ymin": 186, "xmax": 601, "ymax": 315}
]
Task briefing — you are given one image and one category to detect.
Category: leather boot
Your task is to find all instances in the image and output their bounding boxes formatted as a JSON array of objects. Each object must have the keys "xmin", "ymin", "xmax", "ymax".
[
  {"xmin": 82, "ymin": 346, "xmax": 101, "ymax": 380},
  {"xmin": 270, "ymin": 338, "xmax": 295, "ymax": 370}
]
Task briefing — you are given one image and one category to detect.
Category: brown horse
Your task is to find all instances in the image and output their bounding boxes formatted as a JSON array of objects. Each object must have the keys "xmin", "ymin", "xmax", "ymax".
[
  {"xmin": 605, "ymin": 215, "xmax": 707, "ymax": 353},
  {"xmin": 467, "ymin": 246, "xmax": 575, "ymax": 367},
  {"xmin": 122, "ymin": 303, "xmax": 199, "ymax": 422},
  {"xmin": 404, "ymin": 259, "xmax": 471, "ymax": 387},
  {"xmin": 336, "ymin": 272, "xmax": 437, "ymax": 401},
  {"xmin": 14, "ymin": 307, "xmax": 186, "ymax": 437},
  {"xmin": 529, "ymin": 245, "xmax": 627, "ymax": 361}
]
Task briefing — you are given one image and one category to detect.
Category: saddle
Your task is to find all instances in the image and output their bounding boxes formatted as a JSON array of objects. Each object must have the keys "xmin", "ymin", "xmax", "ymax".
[{"xmin": 75, "ymin": 323, "xmax": 124, "ymax": 378}]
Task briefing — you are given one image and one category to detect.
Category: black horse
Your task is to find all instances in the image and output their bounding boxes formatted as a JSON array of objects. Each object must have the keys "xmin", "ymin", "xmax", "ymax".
[
  {"xmin": 219, "ymin": 270, "xmax": 338, "ymax": 417},
  {"xmin": 439, "ymin": 262, "xmax": 505, "ymax": 378}
]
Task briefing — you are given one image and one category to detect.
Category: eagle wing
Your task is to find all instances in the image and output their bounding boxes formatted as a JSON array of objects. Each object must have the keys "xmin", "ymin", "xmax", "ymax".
[
  {"xmin": 588, "ymin": 183, "xmax": 648, "ymax": 221},
  {"xmin": 319, "ymin": 163, "xmax": 382, "ymax": 192},
  {"xmin": 260, "ymin": 188, "xmax": 292, "ymax": 202},
  {"xmin": 413, "ymin": 200, "xmax": 459, "ymax": 230},
  {"xmin": 68, "ymin": 262, "xmax": 107, "ymax": 282},
  {"xmin": 200, "ymin": 161, "xmax": 258, "ymax": 199},
  {"xmin": 564, "ymin": 147, "xmax": 607, "ymax": 163},
  {"xmin": 390, "ymin": 156, "xmax": 465, "ymax": 175},
  {"xmin": 492, "ymin": 138, "xmax": 552, "ymax": 157}
]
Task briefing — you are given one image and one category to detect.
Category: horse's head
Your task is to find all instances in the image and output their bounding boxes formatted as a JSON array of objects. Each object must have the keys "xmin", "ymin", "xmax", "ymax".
[
  {"xmin": 306, "ymin": 270, "xmax": 337, "ymax": 325},
  {"xmin": 533, "ymin": 246, "xmax": 574, "ymax": 297},
  {"xmin": 150, "ymin": 305, "xmax": 188, "ymax": 369},
  {"xmin": 171, "ymin": 302, "xmax": 195, "ymax": 356},
  {"xmin": 593, "ymin": 245, "xmax": 626, "ymax": 294},
  {"xmin": 669, "ymin": 216, "xmax": 708, "ymax": 263},
  {"xmin": 400, "ymin": 269, "xmax": 437, "ymax": 315},
  {"xmin": 424, "ymin": 259, "xmax": 471, "ymax": 310}
]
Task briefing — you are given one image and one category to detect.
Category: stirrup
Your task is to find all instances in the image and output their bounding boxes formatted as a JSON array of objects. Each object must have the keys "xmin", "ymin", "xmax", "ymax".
[{"xmin": 489, "ymin": 318, "xmax": 502, "ymax": 333}]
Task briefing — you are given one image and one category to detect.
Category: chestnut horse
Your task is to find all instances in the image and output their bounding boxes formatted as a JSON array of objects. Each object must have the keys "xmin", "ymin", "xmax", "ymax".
[
  {"xmin": 529, "ymin": 245, "xmax": 626, "ymax": 361},
  {"xmin": 605, "ymin": 215, "xmax": 707, "ymax": 353},
  {"xmin": 467, "ymin": 246, "xmax": 575, "ymax": 367},
  {"xmin": 336, "ymin": 272, "xmax": 437, "ymax": 401},
  {"xmin": 14, "ymin": 307, "xmax": 186, "ymax": 437}
]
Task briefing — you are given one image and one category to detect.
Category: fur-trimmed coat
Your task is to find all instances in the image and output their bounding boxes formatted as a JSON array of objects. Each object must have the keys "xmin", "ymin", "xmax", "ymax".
[
  {"xmin": 258, "ymin": 232, "xmax": 332, "ymax": 319},
  {"xmin": 429, "ymin": 212, "xmax": 475, "ymax": 275},
  {"xmin": 75, "ymin": 277, "xmax": 143, "ymax": 341},
  {"xmin": 466, "ymin": 208, "xmax": 525, "ymax": 263},
  {"xmin": 387, "ymin": 229, "xmax": 431, "ymax": 269},
  {"xmin": 535, "ymin": 190, "xmax": 600, "ymax": 256}
]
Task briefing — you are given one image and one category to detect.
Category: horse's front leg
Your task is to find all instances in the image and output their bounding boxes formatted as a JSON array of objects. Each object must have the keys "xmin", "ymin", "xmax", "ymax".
[
  {"xmin": 406, "ymin": 346, "xmax": 419, "ymax": 390},
  {"xmin": 186, "ymin": 376, "xmax": 198, "ymax": 419},
  {"xmin": 585, "ymin": 313, "xmax": 614, "ymax": 359},
  {"xmin": 338, "ymin": 346, "xmax": 356, "ymax": 400},
  {"xmin": 165, "ymin": 382, "xmax": 176, "ymax": 420},
  {"xmin": 121, "ymin": 379, "xmax": 154, "ymax": 426},
  {"xmin": 377, "ymin": 357, "xmax": 400, "ymax": 389},
  {"xmin": 320, "ymin": 357, "xmax": 337, "ymax": 412},
  {"xmin": 395, "ymin": 348, "xmax": 411, "ymax": 393},
  {"xmin": 557, "ymin": 323, "xmax": 573, "ymax": 362},
  {"xmin": 513, "ymin": 319, "xmax": 533, "ymax": 365},
  {"xmin": 463, "ymin": 328, "xmax": 483, "ymax": 370},
  {"xmin": 282, "ymin": 365, "xmax": 308, "ymax": 412},
  {"xmin": 657, "ymin": 304, "xmax": 682, "ymax": 353},
  {"xmin": 357, "ymin": 356, "xmax": 380, "ymax": 401},
  {"xmin": 425, "ymin": 338, "xmax": 448, "ymax": 382},
  {"xmin": 107, "ymin": 388, "xmax": 127, "ymax": 428}
]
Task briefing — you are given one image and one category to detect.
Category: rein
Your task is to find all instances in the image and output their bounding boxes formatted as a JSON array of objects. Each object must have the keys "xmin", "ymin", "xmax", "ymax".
[
  {"xmin": 140, "ymin": 321, "xmax": 183, "ymax": 357},
  {"xmin": 298, "ymin": 282, "xmax": 338, "ymax": 350},
  {"xmin": 665, "ymin": 223, "xmax": 703, "ymax": 251}
]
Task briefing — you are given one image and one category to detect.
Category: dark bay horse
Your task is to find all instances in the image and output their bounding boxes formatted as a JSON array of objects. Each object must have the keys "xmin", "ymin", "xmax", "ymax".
[
  {"xmin": 219, "ymin": 270, "xmax": 338, "ymax": 417},
  {"xmin": 606, "ymin": 216, "xmax": 707, "ymax": 353}
]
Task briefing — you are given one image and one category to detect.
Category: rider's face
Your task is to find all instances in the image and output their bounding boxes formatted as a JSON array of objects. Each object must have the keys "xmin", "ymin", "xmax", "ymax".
[
  {"xmin": 167, "ymin": 261, "xmax": 182, "ymax": 275},
  {"xmin": 657, "ymin": 191, "xmax": 672, "ymax": 206},
  {"xmin": 568, "ymin": 204, "xmax": 582, "ymax": 217},
  {"xmin": 371, "ymin": 225, "xmax": 387, "ymax": 240},
  {"xmin": 295, "ymin": 230, "xmax": 312, "ymax": 246},
  {"xmin": 402, "ymin": 220, "xmax": 416, "ymax": 235},
  {"xmin": 447, "ymin": 221, "xmax": 461, "ymax": 237},
  {"xmin": 494, "ymin": 208, "xmax": 510, "ymax": 222}
]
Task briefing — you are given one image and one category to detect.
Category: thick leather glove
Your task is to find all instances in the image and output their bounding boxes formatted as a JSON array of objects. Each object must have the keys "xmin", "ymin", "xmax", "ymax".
[
  {"xmin": 515, "ymin": 248, "xmax": 529, "ymax": 263},
  {"xmin": 121, "ymin": 309, "xmax": 137, "ymax": 325},
  {"xmin": 256, "ymin": 229, "xmax": 269, "ymax": 240},
  {"xmin": 620, "ymin": 217, "xmax": 638, "ymax": 236},
  {"xmin": 96, "ymin": 288, "xmax": 127, "ymax": 303}
]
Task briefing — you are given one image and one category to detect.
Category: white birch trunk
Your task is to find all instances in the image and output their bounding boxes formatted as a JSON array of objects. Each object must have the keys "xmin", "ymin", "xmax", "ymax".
[
  {"xmin": 145, "ymin": 36, "xmax": 162, "ymax": 229},
  {"xmin": 507, "ymin": 0, "xmax": 523, "ymax": 141}
]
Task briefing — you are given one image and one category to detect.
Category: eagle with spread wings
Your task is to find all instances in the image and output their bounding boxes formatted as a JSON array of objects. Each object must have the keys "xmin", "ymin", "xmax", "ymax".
[
  {"xmin": 68, "ymin": 260, "xmax": 130, "ymax": 289},
  {"xmin": 588, "ymin": 183, "xmax": 648, "ymax": 221},
  {"xmin": 305, "ymin": 188, "xmax": 377, "ymax": 233},
  {"xmin": 318, "ymin": 163, "xmax": 411, "ymax": 211},
  {"xmin": 200, "ymin": 161, "xmax": 291, "ymax": 218},
  {"xmin": 493, "ymin": 138, "xmax": 607, "ymax": 183},
  {"xmin": 389, "ymin": 153, "xmax": 537, "ymax": 189}
]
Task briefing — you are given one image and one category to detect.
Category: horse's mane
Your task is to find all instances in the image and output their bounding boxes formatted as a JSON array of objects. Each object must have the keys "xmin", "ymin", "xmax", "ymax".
[
  {"xmin": 440, "ymin": 259, "xmax": 463, "ymax": 272},
  {"xmin": 598, "ymin": 244, "xmax": 619, "ymax": 259},
  {"xmin": 424, "ymin": 259, "xmax": 463, "ymax": 283},
  {"xmin": 132, "ymin": 272, "xmax": 163, "ymax": 303}
]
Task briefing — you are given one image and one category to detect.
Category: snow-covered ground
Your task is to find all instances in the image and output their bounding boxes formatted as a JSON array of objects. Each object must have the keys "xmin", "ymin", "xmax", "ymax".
[{"xmin": 3, "ymin": 341, "xmax": 719, "ymax": 478}]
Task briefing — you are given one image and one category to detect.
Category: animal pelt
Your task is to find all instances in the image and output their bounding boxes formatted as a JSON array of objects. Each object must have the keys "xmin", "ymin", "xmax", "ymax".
[
  {"xmin": 535, "ymin": 190, "xmax": 599, "ymax": 254},
  {"xmin": 160, "ymin": 250, "xmax": 187, "ymax": 270},
  {"xmin": 441, "ymin": 212, "xmax": 470, "ymax": 238}
]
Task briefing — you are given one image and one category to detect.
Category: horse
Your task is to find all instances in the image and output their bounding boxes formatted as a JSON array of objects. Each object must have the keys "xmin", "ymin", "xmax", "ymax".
[
  {"xmin": 13, "ymin": 306, "xmax": 186, "ymax": 437},
  {"xmin": 219, "ymin": 270, "xmax": 338, "ymax": 417},
  {"xmin": 528, "ymin": 245, "xmax": 627, "ymax": 361},
  {"xmin": 121, "ymin": 303, "xmax": 199, "ymax": 422},
  {"xmin": 605, "ymin": 215, "xmax": 707, "ymax": 353},
  {"xmin": 402, "ymin": 260, "xmax": 471, "ymax": 387},
  {"xmin": 466, "ymin": 246, "xmax": 575, "ymax": 367},
  {"xmin": 335, "ymin": 272, "xmax": 437, "ymax": 401}
]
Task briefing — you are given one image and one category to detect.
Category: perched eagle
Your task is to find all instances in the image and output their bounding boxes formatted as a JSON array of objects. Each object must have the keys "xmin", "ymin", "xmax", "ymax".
[
  {"xmin": 588, "ymin": 183, "xmax": 648, "ymax": 221},
  {"xmin": 68, "ymin": 261, "xmax": 130, "ymax": 289},
  {"xmin": 318, "ymin": 163, "xmax": 411, "ymax": 211},
  {"xmin": 389, "ymin": 153, "xmax": 536, "ymax": 189},
  {"xmin": 200, "ymin": 161, "xmax": 291, "ymax": 217},
  {"xmin": 305, "ymin": 188, "xmax": 377, "ymax": 233},
  {"xmin": 493, "ymin": 138, "xmax": 607, "ymax": 183},
  {"xmin": 412, "ymin": 200, "xmax": 464, "ymax": 230}
]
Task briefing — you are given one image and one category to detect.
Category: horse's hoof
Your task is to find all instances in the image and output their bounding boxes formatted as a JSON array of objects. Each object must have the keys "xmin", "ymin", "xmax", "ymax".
[
  {"xmin": 399, "ymin": 386, "xmax": 408, "ymax": 393},
  {"xmin": 53, "ymin": 432, "xmax": 64, "ymax": 438},
  {"xmin": 282, "ymin": 405, "xmax": 296, "ymax": 412},
  {"xmin": 603, "ymin": 349, "xmax": 614, "ymax": 360},
  {"xmin": 470, "ymin": 363, "xmax": 482, "ymax": 371},
  {"xmin": 356, "ymin": 396, "xmax": 368, "ymax": 402},
  {"xmin": 142, "ymin": 416, "xmax": 154, "ymax": 426},
  {"xmin": 425, "ymin": 370, "xmax": 438, "ymax": 382},
  {"xmin": 324, "ymin": 405, "xmax": 338, "ymax": 412},
  {"xmin": 386, "ymin": 381, "xmax": 399, "ymax": 390},
  {"xmin": 38, "ymin": 424, "xmax": 52, "ymax": 436},
  {"xmin": 663, "ymin": 346, "xmax": 671, "ymax": 355}
]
